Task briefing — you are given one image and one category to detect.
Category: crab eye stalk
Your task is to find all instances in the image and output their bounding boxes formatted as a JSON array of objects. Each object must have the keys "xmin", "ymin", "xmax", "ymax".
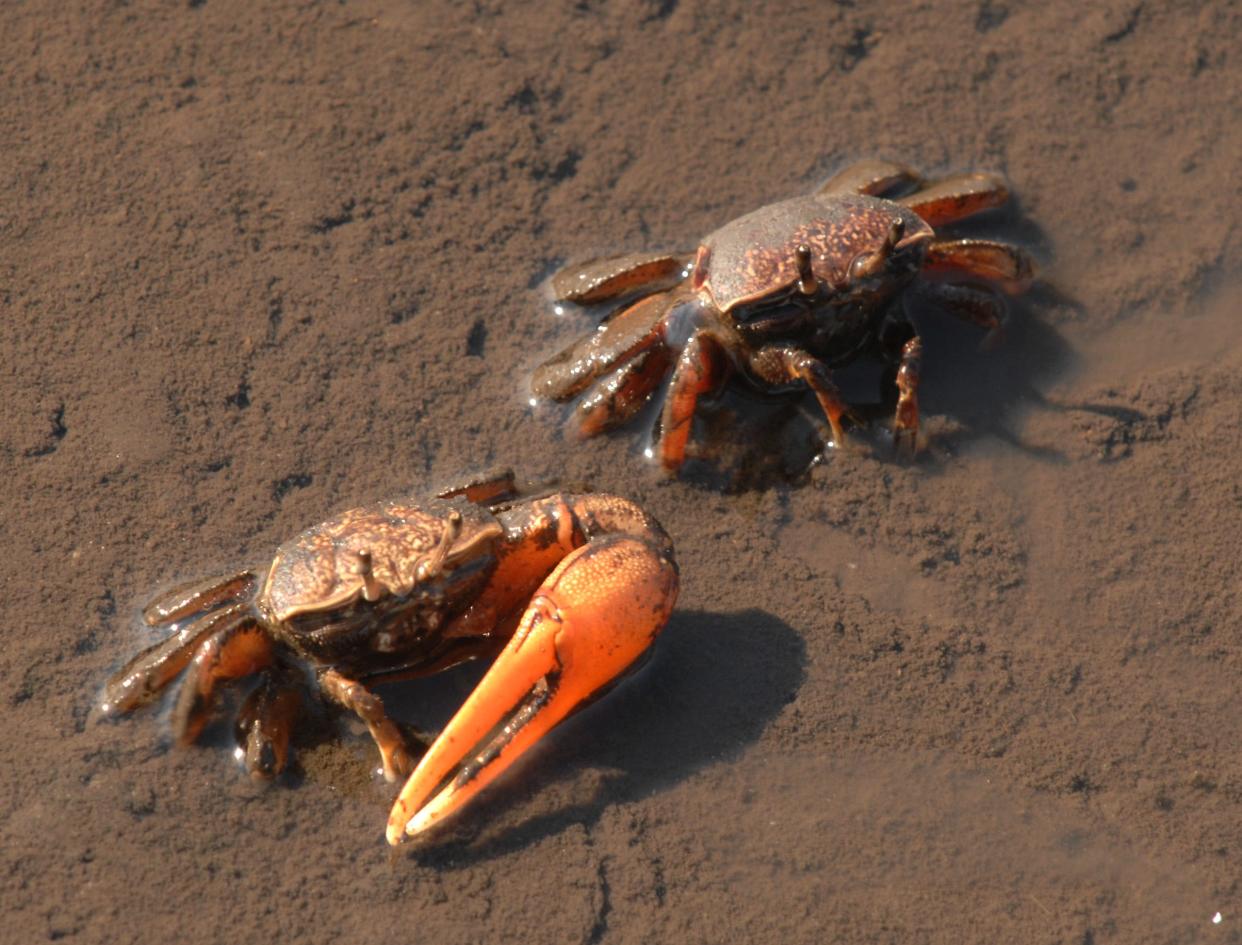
[
  {"xmin": 885, "ymin": 218, "xmax": 905, "ymax": 251},
  {"xmin": 848, "ymin": 253, "xmax": 875, "ymax": 283},
  {"xmin": 849, "ymin": 219, "xmax": 907, "ymax": 284},
  {"xmin": 795, "ymin": 245, "xmax": 818, "ymax": 296},
  {"xmin": 351, "ymin": 550, "xmax": 385, "ymax": 602},
  {"xmin": 415, "ymin": 510, "xmax": 464, "ymax": 583}
]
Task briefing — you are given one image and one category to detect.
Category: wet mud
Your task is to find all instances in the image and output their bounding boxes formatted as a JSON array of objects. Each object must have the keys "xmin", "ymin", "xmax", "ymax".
[{"xmin": 2, "ymin": 2, "xmax": 1239, "ymax": 943}]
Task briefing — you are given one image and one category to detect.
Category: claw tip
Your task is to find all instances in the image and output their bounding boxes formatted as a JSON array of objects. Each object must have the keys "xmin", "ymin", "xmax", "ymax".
[{"xmin": 405, "ymin": 807, "xmax": 438, "ymax": 838}]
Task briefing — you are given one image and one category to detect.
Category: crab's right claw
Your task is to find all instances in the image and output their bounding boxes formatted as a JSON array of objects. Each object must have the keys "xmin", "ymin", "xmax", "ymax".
[{"xmin": 385, "ymin": 536, "xmax": 678, "ymax": 845}]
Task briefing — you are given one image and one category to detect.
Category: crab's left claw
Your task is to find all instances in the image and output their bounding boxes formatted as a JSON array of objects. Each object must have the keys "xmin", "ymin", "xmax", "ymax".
[{"xmin": 386, "ymin": 536, "xmax": 678, "ymax": 845}]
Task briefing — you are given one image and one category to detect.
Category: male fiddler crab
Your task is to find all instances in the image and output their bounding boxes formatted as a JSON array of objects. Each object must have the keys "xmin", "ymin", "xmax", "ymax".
[
  {"xmin": 532, "ymin": 159, "xmax": 1036, "ymax": 472},
  {"xmin": 99, "ymin": 473, "xmax": 678, "ymax": 845}
]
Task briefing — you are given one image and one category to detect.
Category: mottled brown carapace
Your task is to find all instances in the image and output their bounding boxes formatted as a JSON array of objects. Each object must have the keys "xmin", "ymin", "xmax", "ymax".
[
  {"xmin": 697, "ymin": 194, "xmax": 930, "ymax": 312},
  {"xmin": 533, "ymin": 160, "xmax": 1035, "ymax": 471},
  {"xmin": 100, "ymin": 476, "xmax": 678, "ymax": 845},
  {"xmin": 263, "ymin": 501, "xmax": 499, "ymax": 627}
]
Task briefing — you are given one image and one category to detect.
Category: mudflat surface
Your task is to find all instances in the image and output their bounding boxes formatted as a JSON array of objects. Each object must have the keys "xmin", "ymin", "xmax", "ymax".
[{"xmin": 3, "ymin": 2, "xmax": 1240, "ymax": 943}]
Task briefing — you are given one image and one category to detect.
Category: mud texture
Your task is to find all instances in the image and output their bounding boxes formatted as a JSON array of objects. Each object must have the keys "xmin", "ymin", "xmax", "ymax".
[{"xmin": 2, "ymin": 2, "xmax": 1240, "ymax": 943}]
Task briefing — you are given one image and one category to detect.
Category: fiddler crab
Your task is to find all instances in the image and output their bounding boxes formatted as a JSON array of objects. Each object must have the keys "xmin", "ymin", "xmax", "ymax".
[
  {"xmin": 532, "ymin": 159, "xmax": 1036, "ymax": 472},
  {"xmin": 99, "ymin": 473, "xmax": 678, "ymax": 845}
]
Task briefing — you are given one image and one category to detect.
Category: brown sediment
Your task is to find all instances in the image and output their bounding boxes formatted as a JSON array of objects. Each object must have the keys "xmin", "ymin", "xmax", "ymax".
[{"xmin": 2, "ymin": 1, "xmax": 1239, "ymax": 943}]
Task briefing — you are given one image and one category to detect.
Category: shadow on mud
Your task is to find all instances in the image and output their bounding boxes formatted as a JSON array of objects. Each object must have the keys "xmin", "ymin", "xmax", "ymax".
[
  {"xmin": 910, "ymin": 289, "xmax": 1077, "ymax": 457},
  {"xmin": 660, "ymin": 288, "xmax": 1079, "ymax": 491},
  {"xmin": 400, "ymin": 607, "xmax": 806, "ymax": 865}
]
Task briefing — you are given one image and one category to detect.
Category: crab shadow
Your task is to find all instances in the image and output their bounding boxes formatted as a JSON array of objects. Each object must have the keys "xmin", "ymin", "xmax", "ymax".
[
  {"xmin": 872, "ymin": 203, "xmax": 1080, "ymax": 463},
  {"xmin": 908, "ymin": 288, "xmax": 1078, "ymax": 457},
  {"xmin": 661, "ymin": 290, "xmax": 1077, "ymax": 492},
  {"xmin": 397, "ymin": 607, "xmax": 805, "ymax": 866}
]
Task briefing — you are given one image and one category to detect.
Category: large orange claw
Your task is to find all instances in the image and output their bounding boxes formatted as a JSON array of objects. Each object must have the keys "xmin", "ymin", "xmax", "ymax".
[{"xmin": 386, "ymin": 535, "xmax": 678, "ymax": 844}]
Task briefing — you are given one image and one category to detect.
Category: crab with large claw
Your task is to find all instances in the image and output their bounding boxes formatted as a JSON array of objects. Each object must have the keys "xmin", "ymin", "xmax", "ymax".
[
  {"xmin": 99, "ymin": 473, "xmax": 678, "ymax": 844},
  {"xmin": 532, "ymin": 159, "xmax": 1036, "ymax": 472}
]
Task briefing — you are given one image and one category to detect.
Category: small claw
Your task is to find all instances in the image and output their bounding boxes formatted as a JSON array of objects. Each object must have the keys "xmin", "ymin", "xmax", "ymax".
[
  {"xmin": 235, "ymin": 672, "xmax": 302, "ymax": 780},
  {"xmin": 383, "ymin": 741, "xmax": 418, "ymax": 784},
  {"xmin": 891, "ymin": 394, "xmax": 921, "ymax": 457},
  {"xmin": 171, "ymin": 620, "xmax": 272, "ymax": 746},
  {"xmin": 386, "ymin": 536, "xmax": 678, "ymax": 844},
  {"xmin": 891, "ymin": 425, "xmax": 920, "ymax": 458},
  {"xmin": 891, "ymin": 336, "xmax": 922, "ymax": 457},
  {"xmin": 815, "ymin": 404, "xmax": 862, "ymax": 457}
]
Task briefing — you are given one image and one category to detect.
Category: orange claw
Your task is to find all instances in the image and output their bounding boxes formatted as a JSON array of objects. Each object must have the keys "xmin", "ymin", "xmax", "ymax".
[{"xmin": 385, "ymin": 535, "xmax": 679, "ymax": 844}]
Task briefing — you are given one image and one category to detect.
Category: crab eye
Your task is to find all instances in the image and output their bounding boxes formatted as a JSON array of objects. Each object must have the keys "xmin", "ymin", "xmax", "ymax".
[
  {"xmin": 849, "ymin": 252, "xmax": 879, "ymax": 283},
  {"xmin": 848, "ymin": 219, "xmax": 907, "ymax": 285}
]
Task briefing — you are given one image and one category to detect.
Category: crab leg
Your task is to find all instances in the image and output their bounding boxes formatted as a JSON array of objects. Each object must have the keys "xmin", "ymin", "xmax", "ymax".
[
  {"xmin": 923, "ymin": 239, "xmax": 1036, "ymax": 295},
  {"xmin": 816, "ymin": 159, "xmax": 923, "ymax": 197},
  {"xmin": 915, "ymin": 281, "xmax": 1008, "ymax": 346},
  {"xmin": 532, "ymin": 291, "xmax": 678, "ymax": 402},
  {"xmin": 899, "ymin": 173, "xmax": 1010, "ymax": 226},
  {"xmin": 435, "ymin": 469, "xmax": 519, "ymax": 506},
  {"xmin": 658, "ymin": 333, "xmax": 729, "ymax": 472},
  {"xmin": 574, "ymin": 346, "xmax": 674, "ymax": 438},
  {"xmin": 141, "ymin": 571, "xmax": 257, "ymax": 625},
  {"xmin": 386, "ymin": 534, "xmax": 678, "ymax": 843},
  {"xmin": 550, "ymin": 251, "xmax": 692, "ymax": 305},
  {"xmin": 320, "ymin": 668, "xmax": 419, "ymax": 782},
  {"xmin": 99, "ymin": 601, "xmax": 252, "ymax": 716}
]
